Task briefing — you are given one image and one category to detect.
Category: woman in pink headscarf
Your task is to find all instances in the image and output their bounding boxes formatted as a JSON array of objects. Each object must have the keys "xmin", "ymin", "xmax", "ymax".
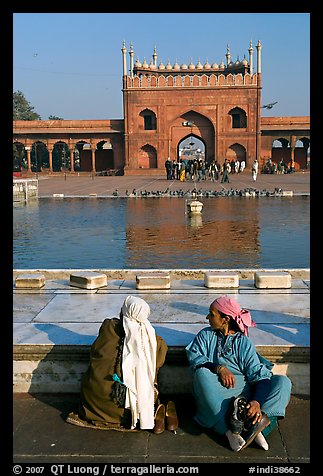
[{"xmin": 186, "ymin": 295, "xmax": 292, "ymax": 452}]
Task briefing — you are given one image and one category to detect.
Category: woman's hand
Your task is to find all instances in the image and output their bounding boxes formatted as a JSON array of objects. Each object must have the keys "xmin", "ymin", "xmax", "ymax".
[
  {"xmin": 247, "ymin": 400, "xmax": 262, "ymax": 424},
  {"xmin": 217, "ymin": 366, "xmax": 236, "ymax": 388}
]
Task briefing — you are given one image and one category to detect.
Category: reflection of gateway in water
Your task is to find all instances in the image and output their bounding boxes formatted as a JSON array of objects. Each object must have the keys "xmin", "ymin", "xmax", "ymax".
[{"xmin": 125, "ymin": 198, "xmax": 260, "ymax": 268}]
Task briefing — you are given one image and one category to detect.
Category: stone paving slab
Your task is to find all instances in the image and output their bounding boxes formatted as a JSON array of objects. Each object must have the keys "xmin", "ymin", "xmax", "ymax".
[
  {"xmin": 13, "ymin": 393, "xmax": 310, "ymax": 464},
  {"xmin": 36, "ymin": 172, "xmax": 310, "ymax": 198}
]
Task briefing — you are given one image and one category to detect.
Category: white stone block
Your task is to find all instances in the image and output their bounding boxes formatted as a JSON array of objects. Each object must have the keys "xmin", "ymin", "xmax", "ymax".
[
  {"xmin": 187, "ymin": 200, "xmax": 203, "ymax": 214},
  {"xmin": 282, "ymin": 191, "xmax": 293, "ymax": 196},
  {"xmin": 69, "ymin": 271, "xmax": 107, "ymax": 289},
  {"xmin": 136, "ymin": 272, "xmax": 171, "ymax": 290},
  {"xmin": 15, "ymin": 273, "xmax": 45, "ymax": 289},
  {"xmin": 254, "ymin": 271, "xmax": 291, "ymax": 289},
  {"xmin": 204, "ymin": 271, "xmax": 239, "ymax": 288}
]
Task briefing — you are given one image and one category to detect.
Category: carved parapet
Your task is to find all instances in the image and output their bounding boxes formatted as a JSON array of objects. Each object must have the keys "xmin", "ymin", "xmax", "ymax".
[{"xmin": 126, "ymin": 72, "xmax": 258, "ymax": 89}]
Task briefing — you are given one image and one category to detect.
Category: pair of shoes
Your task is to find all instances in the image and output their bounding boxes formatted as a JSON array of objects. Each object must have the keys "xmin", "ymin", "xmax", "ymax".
[
  {"xmin": 166, "ymin": 400, "xmax": 178, "ymax": 432},
  {"xmin": 240, "ymin": 413, "xmax": 270, "ymax": 450},
  {"xmin": 153, "ymin": 404, "xmax": 165, "ymax": 434}
]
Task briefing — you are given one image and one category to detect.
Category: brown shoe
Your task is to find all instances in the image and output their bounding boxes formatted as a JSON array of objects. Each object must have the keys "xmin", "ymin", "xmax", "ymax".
[
  {"xmin": 166, "ymin": 400, "xmax": 178, "ymax": 431},
  {"xmin": 153, "ymin": 404, "xmax": 165, "ymax": 434}
]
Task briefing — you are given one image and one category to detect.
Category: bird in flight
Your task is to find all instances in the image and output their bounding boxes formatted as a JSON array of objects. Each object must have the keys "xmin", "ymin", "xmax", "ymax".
[{"xmin": 261, "ymin": 101, "xmax": 278, "ymax": 109}]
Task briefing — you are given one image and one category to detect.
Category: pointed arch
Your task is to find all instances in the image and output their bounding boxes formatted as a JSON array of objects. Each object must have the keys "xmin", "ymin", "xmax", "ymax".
[
  {"xmin": 138, "ymin": 144, "xmax": 157, "ymax": 168},
  {"xmin": 228, "ymin": 107, "xmax": 247, "ymax": 128},
  {"xmin": 226, "ymin": 143, "xmax": 247, "ymax": 164}
]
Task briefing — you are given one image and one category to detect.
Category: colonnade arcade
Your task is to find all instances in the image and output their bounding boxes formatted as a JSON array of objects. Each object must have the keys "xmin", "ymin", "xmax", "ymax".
[{"xmin": 13, "ymin": 138, "xmax": 115, "ymax": 174}]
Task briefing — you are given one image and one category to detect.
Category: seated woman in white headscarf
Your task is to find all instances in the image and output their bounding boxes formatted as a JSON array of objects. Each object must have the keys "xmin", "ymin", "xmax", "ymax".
[{"xmin": 66, "ymin": 295, "xmax": 168, "ymax": 430}]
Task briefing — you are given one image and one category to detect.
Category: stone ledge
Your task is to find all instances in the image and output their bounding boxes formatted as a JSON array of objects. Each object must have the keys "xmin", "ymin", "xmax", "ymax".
[
  {"xmin": 12, "ymin": 344, "xmax": 309, "ymax": 395},
  {"xmin": 12, "ymin": 268, "xmax": 311, "ymax": 281},
  {"xmin": 13, "ymin": 343, "xmax": 310, "ymax": 365}
]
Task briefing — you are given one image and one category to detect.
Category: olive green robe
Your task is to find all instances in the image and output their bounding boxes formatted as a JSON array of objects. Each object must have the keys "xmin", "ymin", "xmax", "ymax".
[{"xmin": 79, "ymin": 318, "xmax": 168, "ymax": 428}]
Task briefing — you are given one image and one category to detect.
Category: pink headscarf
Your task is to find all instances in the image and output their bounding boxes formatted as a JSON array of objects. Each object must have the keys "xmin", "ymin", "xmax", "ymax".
[{"xmin": 211, "ymin": 296, "xmax": 256, "ymax": 336}]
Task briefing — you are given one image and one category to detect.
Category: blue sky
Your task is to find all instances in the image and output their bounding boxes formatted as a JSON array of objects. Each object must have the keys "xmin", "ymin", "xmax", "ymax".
[{"xmin": 13, "ymin": 13, "xmax": 310, "ymax": 120}]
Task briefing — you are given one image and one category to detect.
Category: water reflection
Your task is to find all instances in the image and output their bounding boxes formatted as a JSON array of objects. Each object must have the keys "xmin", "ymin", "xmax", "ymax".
[
  {"xmin": 124, "ymin": 198, "xmax": 262, "ymax": 268},
  {"xmin": 13, "ymin": 197, "xmax": 309, "ymax": 269}
]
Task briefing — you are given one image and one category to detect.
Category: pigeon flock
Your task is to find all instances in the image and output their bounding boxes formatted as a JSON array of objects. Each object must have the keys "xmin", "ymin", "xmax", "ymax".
[{"xmin": 111, "ymin": 187, "xmax": 286, "ymax": 198}]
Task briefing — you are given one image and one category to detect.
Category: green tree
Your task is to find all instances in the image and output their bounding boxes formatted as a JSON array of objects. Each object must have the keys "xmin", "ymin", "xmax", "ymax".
[
  {"xmin": 13, "ymin": 90, "xmax": 41, "ymax": 120},
  {"xmin": 48, "ymin": 115, "xmax": 64, "ymax": 120}
]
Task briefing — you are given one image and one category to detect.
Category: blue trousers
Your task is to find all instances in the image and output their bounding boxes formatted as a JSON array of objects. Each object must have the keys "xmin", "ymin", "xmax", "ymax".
[{"xmin": 192, "ymin": 368, "xmax": 292, "ymax": 435}]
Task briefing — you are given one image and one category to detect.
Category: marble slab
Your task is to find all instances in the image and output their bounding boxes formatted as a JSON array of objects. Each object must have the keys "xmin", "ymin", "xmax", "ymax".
[
  {"xmin": 13, "ymin": 294, "xmax": 56, "ymax": 322},
  {"xmin": 20, "ymin": 291, "xmax": 309, "ymax": 324},
  {"xmin": 13, "ymin": 320, "xmax": 309, "ymax": 347},
  {"xmin": 13, "ymin": 280, "xmax": 310, "ymax": 350}
]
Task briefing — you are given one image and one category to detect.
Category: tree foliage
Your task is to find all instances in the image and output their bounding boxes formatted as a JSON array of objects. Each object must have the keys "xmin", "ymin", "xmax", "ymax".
[
  {"xmin": 48, "ymin": 115, "xmax": 64, "ymax": 120},
  {"xmin": 13, "ymin": 90, "xmax": 41, "ymax": 120}
]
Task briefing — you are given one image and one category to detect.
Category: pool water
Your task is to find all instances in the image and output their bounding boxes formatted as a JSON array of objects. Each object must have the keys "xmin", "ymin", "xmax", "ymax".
[{"xmin": 13, "ymin": 196, "xmax": 310, "ymax": 269}]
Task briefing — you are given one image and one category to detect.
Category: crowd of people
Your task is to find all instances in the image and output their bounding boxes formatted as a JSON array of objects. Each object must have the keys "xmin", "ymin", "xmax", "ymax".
[
  {"xmin": 164, "ymin": 157, "xmax": 247, "ymax": 182},
  {"xmin": 165, "ymin": 157, "xmax": 295, "ymax": 183},
  {"xmin": 261, "ymin": 158, "xmax": 295, "ymax": 175},
  {"xmin": 66, "ymin": 294, "xmax": 292, "ymax": 453}
]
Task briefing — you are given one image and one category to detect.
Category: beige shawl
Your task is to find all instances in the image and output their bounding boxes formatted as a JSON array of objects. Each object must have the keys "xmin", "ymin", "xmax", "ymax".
[{"xmin": 121, "ymin": 295, "xmax": 157, "ymax": 429}]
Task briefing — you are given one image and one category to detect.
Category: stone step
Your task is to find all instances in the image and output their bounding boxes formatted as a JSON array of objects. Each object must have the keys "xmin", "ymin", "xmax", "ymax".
[{"xmin": 13, "ymin": 343, "xmax": 309, "ymax": 396}]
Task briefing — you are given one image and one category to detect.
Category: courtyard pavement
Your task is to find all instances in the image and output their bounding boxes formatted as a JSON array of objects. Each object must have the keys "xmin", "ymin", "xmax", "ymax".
[
  {"xmin": 13, "ymin": 392, "xmax": 309, "ymax": 468},
  {"xmin": 35, "ymin": 170, "xmax": 310, "ymax": 197}
]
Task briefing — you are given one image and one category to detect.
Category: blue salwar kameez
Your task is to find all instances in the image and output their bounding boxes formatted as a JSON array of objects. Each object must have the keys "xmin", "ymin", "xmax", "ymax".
[{"xmin": 185, "ymin": 327, "xmax": 292, "ymax": 435}]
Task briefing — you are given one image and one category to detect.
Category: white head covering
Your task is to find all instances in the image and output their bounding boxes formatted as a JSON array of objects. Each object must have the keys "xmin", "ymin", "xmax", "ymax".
[{"xmin": 121, "ymin": 295, "xmax": 157, "ymax": 429}]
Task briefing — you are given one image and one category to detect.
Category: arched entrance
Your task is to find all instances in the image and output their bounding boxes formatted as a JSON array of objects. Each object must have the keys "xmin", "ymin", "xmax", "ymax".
[
  {"xmin": 178, "ymin": 134, "xmax": 205, "ymax": 162},
  {"xmin": 138, "ymin": 144, "xmax": 157, "ymax": 168},
  {"xmin": 76, "ymin": 140, "xmax": 115, "ymax": 172},
  {"xmin": 170, "ymin": 111, "xmax": 215, "ymax": 165},
  {"xmin": 226, "ymin": 143, "xmax": 247, "ymax": 165}
]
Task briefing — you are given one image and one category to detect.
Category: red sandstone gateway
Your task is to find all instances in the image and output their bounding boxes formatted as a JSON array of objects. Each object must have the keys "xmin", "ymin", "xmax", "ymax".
[{"xmin": 13, "ymin": 41, "xmax": 310, "ymax": 176}]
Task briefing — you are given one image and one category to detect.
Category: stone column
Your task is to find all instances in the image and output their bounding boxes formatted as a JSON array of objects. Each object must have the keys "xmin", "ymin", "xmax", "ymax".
[
  {"xmin": 290, "ymin": 135, "xmax": 296, "ymax": 171},
  {"xmin": 70, "ymin": 149, "xmax": 75, "ymax": 173},
  {"xmin": 68, "ymin": 140, "xmax": 75, "ymax": 173},
  {"xmin": 25, "ymin": 146, "xmax": 32, "ymax": 172},
  {"xmin": 91, "ymin": 144, "xmax": 96, "ymax": 173},
  {"xmin": 48, "ymin": 147, "xmax": 53, "ymax": 173}
]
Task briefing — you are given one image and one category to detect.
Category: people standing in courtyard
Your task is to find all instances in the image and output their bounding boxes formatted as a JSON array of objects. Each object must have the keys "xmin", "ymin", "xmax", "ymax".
[
  {"xmin": 66, "ymin": 295, "xmax": 169, "ymax": 432},
  {"xmin": 165, "ymin": 158, "xmax": 172, "ymax": 180},
  {"xmin": 221, "ymin": 159, "xmax": 230, "ymax": 183},
  {"xmin": 180, "ymin": 159, "xmax": 186, "ymax": 182},
  {"xmin": 252, "ymin": 159, "xmax": 259, "ymax": 181},
  {"xmin": 185, "ymin": 296, "xmax": 292, "ymax": 452},
  {"xmin": 239, "ymin": 160, "xmax": 246, "ymax": 173}
]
